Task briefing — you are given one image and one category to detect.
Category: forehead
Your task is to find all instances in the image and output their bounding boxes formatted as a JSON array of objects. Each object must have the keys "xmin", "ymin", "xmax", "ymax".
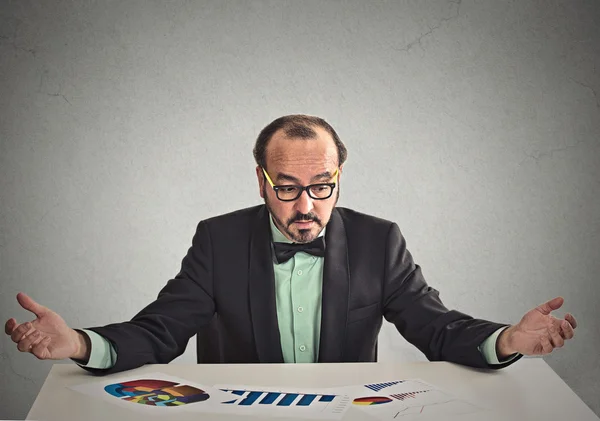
[{"xmin": 265, "ymin": 126, "xmax": 338, "ymax": 175}]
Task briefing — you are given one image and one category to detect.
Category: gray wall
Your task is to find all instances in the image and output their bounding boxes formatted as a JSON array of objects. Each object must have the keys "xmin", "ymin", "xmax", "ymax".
[{"xmin": 1, "ymin": 0, "xmax": 598, "ymax": 419}]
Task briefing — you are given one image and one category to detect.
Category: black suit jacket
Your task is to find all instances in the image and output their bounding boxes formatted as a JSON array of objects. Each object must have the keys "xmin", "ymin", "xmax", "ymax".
[{"xmin": 85, "ymin": 205, "xmax": 519, "ymax": 374}]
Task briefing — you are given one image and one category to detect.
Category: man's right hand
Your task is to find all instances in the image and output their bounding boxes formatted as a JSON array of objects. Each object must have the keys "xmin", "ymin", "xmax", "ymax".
[{"xmin": 5, "ymin": 292, "xmax": 89, "ymax": 361}]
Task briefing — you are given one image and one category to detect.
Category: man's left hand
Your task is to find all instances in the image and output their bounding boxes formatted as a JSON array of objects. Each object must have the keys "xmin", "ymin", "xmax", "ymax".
[{"xmin": 496, "ymin": 297, "xmax": 577, "ymax": 359}]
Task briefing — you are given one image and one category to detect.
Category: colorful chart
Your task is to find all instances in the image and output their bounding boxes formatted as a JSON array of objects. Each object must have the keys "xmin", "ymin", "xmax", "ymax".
[
  {"xmin": 352, "ymin": 396, "xmax": 393, "ymax": 406},
  {"xmin": 104, "ymin": 379, "xmax": 209, "ymax": 406}
]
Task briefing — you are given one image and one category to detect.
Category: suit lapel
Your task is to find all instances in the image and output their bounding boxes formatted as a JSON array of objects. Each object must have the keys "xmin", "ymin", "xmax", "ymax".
[
  {"xmin": 318, "ymin": 208, "xmax": 350, "ymax": 362},
  {"xmin": 248, "ymin": 206, "xmax": 284, "ymax": 363}
]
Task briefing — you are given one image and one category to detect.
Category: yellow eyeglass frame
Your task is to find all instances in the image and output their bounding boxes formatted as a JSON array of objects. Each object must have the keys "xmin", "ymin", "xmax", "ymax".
[{"xmin": 262, "ymin": 167, "xmax": 339, "ymax": 202}]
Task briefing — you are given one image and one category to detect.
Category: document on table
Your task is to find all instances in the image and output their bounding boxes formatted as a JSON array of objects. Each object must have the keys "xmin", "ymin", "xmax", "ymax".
[
  {"xmin": 70, "ymin": 373, "xmax": 484, "ymax": 420},
  {"xmin": 69, "ymin": 372, "xmax": 233, "ymax": 416},
  {"xmin": 340, "ymin": 379, "xmax": 483, "ymax": 420}
]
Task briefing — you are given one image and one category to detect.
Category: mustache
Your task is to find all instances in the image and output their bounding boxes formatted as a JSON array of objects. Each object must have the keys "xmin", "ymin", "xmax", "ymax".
[{"xmin": 288, "ymin": 212, "xmax": 322, "ymax": 225}]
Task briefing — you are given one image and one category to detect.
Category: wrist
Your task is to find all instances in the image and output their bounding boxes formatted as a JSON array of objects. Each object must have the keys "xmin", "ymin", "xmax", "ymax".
[
  {"xmin": 71, "ymin": 329, "xmax": 91, "ymax": 362},
  {"xmin": 496, "ymin": 326, "xmax": 516, "ymax": 359}
]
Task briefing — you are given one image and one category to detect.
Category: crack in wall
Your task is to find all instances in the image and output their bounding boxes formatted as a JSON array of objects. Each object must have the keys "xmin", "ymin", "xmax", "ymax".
[
  {"xmin": 0, "ymin": 20, "xmax": 36, "ymax": 57},
  {"xmin": 0, "ymin": 351, "xmax": 36, "ymax": 384},
  {"xmin": 519, "ymin": 139, "xmax": 586, "ymax": 165},
  {"xmin": 571, "ymin": 78, "xmax": 600, "ymax": 110},
  {"xmin": 45, "ymin": 92, "xmax": 72, "ymax": 105},
  {"xmin": 37, "ymin": 70, "xmax": 72, "ymax": 105},
  {"xmin": 515, "ymin": 77, "xmax": 598, "ymax": 167},
  {"xmin": 393, "ymin": 0, "xmax": 462, "ymax": 53}
]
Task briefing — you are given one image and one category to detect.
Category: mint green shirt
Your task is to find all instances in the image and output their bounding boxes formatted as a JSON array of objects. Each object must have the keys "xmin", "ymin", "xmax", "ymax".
[
  {"xmin": 271, "ymin": 215, "xmax": 324, "ymax": 363},
  {"xmin": 79, "ymin": 215, "xmax": 514, "ymax": 368}
]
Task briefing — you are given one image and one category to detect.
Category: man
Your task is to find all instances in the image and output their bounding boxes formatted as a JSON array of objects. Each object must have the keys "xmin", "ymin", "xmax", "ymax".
[{"xmin": 5, "ymin": 115, "xmax": 577, "ymax": 375}]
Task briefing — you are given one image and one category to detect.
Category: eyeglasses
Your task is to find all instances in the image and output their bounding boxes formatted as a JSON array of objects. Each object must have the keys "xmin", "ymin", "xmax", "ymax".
[{"xmin": 262, "ymin": 167, "xmax": 339, "ymax": 202}]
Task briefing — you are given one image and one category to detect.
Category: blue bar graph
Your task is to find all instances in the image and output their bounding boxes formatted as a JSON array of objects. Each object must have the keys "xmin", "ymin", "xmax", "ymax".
[
  {"xmin": 365, "ymin": 381, "xmax": 403, "ymax": 392},
  {"xmin": 259, "ymin": 392, "xmax": 280, "ymax": 404},
  {"xmin": 297, "ymin": 394, "xmax": 317, "ymax": 406},
  {"xmin": 239, "ymin": 391, "xmax": 263, "ymax": 406},
  {"xmin": 277, "ymin": 393, "xmax": 299, "ymax": 406},
  {"xmin": 222, "ymin": 390, "xmax": 338, "ymax": 407}
]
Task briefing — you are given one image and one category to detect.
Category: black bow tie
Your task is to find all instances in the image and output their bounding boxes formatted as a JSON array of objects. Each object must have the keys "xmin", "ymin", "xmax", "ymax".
[{"xmin": 273, "ymin": 237, "xmax": 326, "ymax": 264}]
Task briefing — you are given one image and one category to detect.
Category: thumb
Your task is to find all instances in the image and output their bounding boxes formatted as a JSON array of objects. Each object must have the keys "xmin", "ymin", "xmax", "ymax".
[
  {"xmin": 16, "ymin": 293, "xmax": 48, "ymax": 318},
  {"xmin": 537, "ymin": 296, "xmax": 564, "ymax": 316}
]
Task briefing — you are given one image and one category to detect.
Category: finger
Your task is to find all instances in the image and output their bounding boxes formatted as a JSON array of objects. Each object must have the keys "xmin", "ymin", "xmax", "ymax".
[
  {"xmin": 560, "ymin": 320, "xmax": 575, "ymax": 340},
  {"xmin": 10, "ymin": 322, "xmax": 34, "ymax": 343},
  {"xmin": 548, "ymin": 324, "xmax": 564, "ymax": 348},
  {"xmin": 565, "ymin": 313, "xmax": 578, "ymax": 329},
  {"xmin": 16, "ymin": 293, "xmax": 48, "ymax": 318},
  {"xmin": 17, "ymin": 330, "xmax": 42, "ymax": 352},
  {"xmin": 5, "ymin": 318, "xmax": 17, "ymax": 335},
  {"xmin": 540, "ymin": 335, "xmax": 553, "ymax": 355},
  {"xmin": 27, "ymin": 330, "xmax": 47, "ymax": 351},
  {"xmin": 537, "ymin": 297, "xmax": 564, "ymax": 316},
  {"xmin": 31, "ymin": 337, "xmax": 51, "ymax": 360}
]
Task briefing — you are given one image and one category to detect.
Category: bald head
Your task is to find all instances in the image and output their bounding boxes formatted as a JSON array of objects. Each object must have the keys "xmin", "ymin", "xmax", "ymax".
[{"xmin": 253, "ymin": 114, "xmax": 347, "ymax": 171}]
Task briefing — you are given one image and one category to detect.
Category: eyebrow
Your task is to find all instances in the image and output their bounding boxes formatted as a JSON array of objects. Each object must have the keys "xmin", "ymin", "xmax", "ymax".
[{"xmin": 275, "ymin": 171, "xmax": 334, "ymax": 184}]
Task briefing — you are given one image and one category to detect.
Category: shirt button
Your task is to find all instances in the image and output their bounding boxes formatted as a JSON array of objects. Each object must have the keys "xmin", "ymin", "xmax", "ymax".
[
  {"xmin": 299, "ymin": 345, "xmax": 306, "ymax": 352},
  {"xmin": 297, "ymin": 306, "xmax": 304, "ymax": 313},
  {"xmin": 297, "ymin": 270, "xmax": 303, "ymax": 276}
]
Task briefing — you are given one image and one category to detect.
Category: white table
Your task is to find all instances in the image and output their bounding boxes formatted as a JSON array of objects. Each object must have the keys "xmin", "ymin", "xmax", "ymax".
[{"xmin": 27, "ymin": 358, "xmax": 598, "ymax": 421}]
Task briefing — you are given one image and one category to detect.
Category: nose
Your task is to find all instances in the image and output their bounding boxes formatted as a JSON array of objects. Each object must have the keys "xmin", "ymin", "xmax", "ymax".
[{"xmin": 294, "ymin": 189, "xmax": 314, "ymax": 215}]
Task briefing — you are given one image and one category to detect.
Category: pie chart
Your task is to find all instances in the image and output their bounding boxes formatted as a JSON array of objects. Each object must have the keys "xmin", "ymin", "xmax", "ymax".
[{"xmin": 352, "ymin": 396, "xmax": 393, "ymax": 406}]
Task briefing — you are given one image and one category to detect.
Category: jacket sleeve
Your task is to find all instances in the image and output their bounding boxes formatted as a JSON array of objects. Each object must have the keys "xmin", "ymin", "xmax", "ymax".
[
  {"xmin": 382, "ymin": 223, "xmax": 521, "ymax": 369},
  {"xmin": 81, "ymin": 220, "xmax": 216, "ymax": 375}
]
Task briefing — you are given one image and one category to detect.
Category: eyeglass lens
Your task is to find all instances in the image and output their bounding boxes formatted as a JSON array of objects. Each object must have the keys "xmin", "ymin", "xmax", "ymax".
[{"xmin": 276, "ymin": 185, "xmax": 333, "ymax": 201}]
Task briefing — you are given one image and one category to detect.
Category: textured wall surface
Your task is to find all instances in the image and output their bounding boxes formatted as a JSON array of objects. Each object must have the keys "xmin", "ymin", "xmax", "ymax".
[{"xmin": 1, "ymin": 1, "xmax": 599, "ymax": 419}]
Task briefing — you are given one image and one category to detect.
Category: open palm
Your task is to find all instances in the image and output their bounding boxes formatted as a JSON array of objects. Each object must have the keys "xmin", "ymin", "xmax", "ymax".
[
  {"xmin": 5, "ymin": 293, "xmax": 81, "ymax": 360},
  {"xmin": 506, "ymin": 297, "xmax": 577, "ymax": 356}
]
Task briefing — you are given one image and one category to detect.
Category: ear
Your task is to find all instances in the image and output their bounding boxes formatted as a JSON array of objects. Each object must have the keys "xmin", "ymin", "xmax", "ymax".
[{"xmin": 256, "ymin": 166, "xmax": 265, "ymax": 198}]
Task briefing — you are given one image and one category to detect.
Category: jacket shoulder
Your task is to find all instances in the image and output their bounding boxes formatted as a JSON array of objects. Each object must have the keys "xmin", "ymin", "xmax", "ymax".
[
  {"xmin": 335, "ymin": 207, "xmax": 395, "ymax": 231},
  {"xmin": 196, "ymin": 205, "xmax": 264, "ymax": 239}
]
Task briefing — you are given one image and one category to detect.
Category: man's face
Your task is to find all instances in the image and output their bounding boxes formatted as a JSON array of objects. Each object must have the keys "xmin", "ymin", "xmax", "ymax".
[{"xmin": 256, "ymin": 127, "xmax": 341, "ymax": 243}]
